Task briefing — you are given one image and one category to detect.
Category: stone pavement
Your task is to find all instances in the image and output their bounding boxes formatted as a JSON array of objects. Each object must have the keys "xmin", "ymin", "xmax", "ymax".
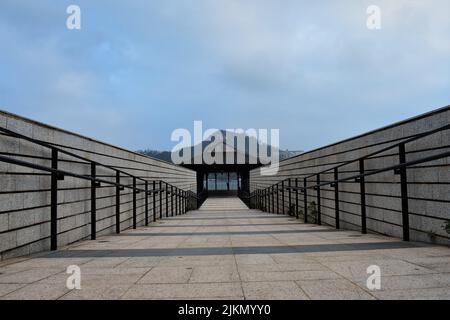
[{"xmin": 0, "ymin": 197, "xmax": 450, "ymax": 300}]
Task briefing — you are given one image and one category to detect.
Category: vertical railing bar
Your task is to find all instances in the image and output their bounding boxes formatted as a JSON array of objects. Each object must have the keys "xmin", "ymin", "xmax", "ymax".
[
  {"xmin": 334, "ymin": 168, "xmax": 340, "ymax": 229},
  {"xmin": 133, "ymin": 177, "xmax": 137, "ymax": 229},
  {"xmin": 115, "ymin": 171, "xmax": 120, "ymax": 234},
  {"xmin": 159, "ymin": 181, "xmax": 163, "ymax": 219},
  {"xmin": 50, "ymin": 148, "xmax": 58, "ymax": 250},
  {"xmin": 303, "ymin": 178, "xmax": 308, "ymax": 223},
  {"xmin": 261, "ymin": 189, "xmax": 263, "ymax": 211},
  {"xmin": 265, "ymin": 189, "xmax": 268, "ymax": 212},
  {"xmin": 182, "ymin": 191, "xmax": 185, "ymax": 214},
  {"xmin": 171, "ymin": 185, "xmax": 174, "ymax": 216},
  {"xmin": 90, "ymin": 163, "xmax": 96, "ymax": 240},
  {"xmin": 165, "ymin": 182, "xmax": 169, "ymax": 217},
  {"xmin": 256, "ymin": 189, "xmax": 259, "ymax": 209},
  {"xmin": 316, "ymin": 174, "xmax": 321, "ymax": 225},
  {"xmin": 145, "ymin": 181, "xmax": 149, "ymax": 226},
  {"xmin": 175, "ymin": 188, "xmax": 178, "ymax": 216},
  {"xmin": 295, "ymin": 178, "xmax": 299, "ymax": 219},
  {"xmin": 359, "ymin": 159, "xmax": 367, "ymax": 234},
  {"xmin": 276, "ymin": 183, "xmax": 279, "ymax": 214},
  {"xmin": 178, "ymin": 189, "xmax": 181, "ymax": 215},
  {"xmin": 288, "ymin": 179, "xmax": 292, "ymax": 216},
  {"xmin": 264, "ymin": 189, "xmax": 267, "ymax": 212},
  {"xmin": 399, "ymin": 143, "xmax": 410, "ymax": 241},
  {"xmin": 153, "ymin": 180, "xmax": 156, "ymax": 222},
  {"xmin": 258, "ymin": 189, "xmax": 261, "ymax": 211}
]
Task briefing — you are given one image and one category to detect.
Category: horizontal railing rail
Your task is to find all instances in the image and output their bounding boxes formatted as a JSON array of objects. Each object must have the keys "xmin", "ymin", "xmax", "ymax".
[
  {"xmin": 0, "ymin": 126, "xmax": 199, "ymax": 251},
  {"xmin": 250, "ymin": 124, "xmax": 450, "ymax": 241}
]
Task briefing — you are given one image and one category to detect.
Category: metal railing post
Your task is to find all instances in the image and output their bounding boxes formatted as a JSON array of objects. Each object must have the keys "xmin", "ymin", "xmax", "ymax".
[
  {"xmin": 133, "ymin": 177, "xmax": 137, "ymax": 229},
  {"xmin": 159, "ymin": 181, "xmax": 163, "ymax": 219},
  {"xmin": 295, "ymin": 178, "xmax": 299, "ymax": 219},
  {"xmin": 288, "ymin": 179, "xmax": 292, "ymax": 216},
  {"xmin": 265, "ymin": 189, "xmax": 268, "ymax": 211},
  {"xmin": 281, "ymin": 180, "xmax": 285, "ymax": 215},
  {"xmin": 179, "ymin": 190, "xmax": 182, "ymax": 214},
  {"xmin": 153, "ymin": 181, "xmax": 157, "ymax": 222},
  {"xmin": 276, "ymin": 184, "xmax": 279, "ymax": 214},
  {"xmin": 177, "ymin": 189, "xmax": 180, "ymax": 214},
  {"xmin": 165, "ymin": 182, "xmax": 169, "ymax": 217},
  {"xmin": 171, "ymin": 185, "xmax": 174, "ymax": 216},
  {"xmin": 260, "ymin": 189, "xmax": 263, "ymax": 210},
  {"xmin": 334, "ymin": 168, "xmax": 340, "ymax": 229},
  {"xmin": 90, "ymin": 163, "xmax": 96, "ymax": 240},
  {"xmin": 262, "ymin": 189, "xmax": 265, "ymax": 211},
  {"xmin": 258, "ymin": 189, "xmax": 262, "ymax": 210},
  {"xmin": 271, "ymin": 186, "xmax": 274, "ymax": 213},
  {"xmin": 256, "ymin": 190, "xmax": 259, "ymax": 209},
  {"xmin": 359, "ymin": 159, "xmax": 367, "ymax": 234},
  {"xmin": 261, "ymin": 189, "xmax": 264, "ymax": 211},
  {"xmin": 153, "ymin": 180, "xmax": 156, "ymax": 221},
  {"xmin": 187, "ymin": 193, "xmax": 190, "ymax": 211},
  {"xmin": 181, "ymin": 190, "xmax": 184, "ymax": 214},
  {"xmin": 303, "ymin": 178, "xmax": 308, "ymax": 223},
  {"xmin": 115, "ymin": 171, "xmax": 120, "ymax": 234},
  {"xmin": 398, "ymin": 143, "xmax": 410, "ymax": 241},
  {"xmin": 50, "ymin": 148, "xmax": 58, "ymax": 250},
  {"xmin": 316, "ymin": 174, "xmax": 321, "ymax": 225},
  {"xmin": 178, "ymin": 189, "xmax": 181, "ymax": 215},
  {"xmin": 145, "ymin": 181, "xmax": 149, "ymax": 226},
  {"xmin": 175, "ymin": 188, "xmax": 178, "ymax": 216},
  {"xmin": 264, "ymin": 189, "xmax": 267, "ymax": 211}
]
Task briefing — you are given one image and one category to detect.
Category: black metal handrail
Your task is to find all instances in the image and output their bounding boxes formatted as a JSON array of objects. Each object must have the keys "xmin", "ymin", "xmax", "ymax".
[
  {"xmin": 251, "ymin": 124, "xmax": 450, "ymax": 241},
  {"xmin": 0, "ymin": 126, "xmax": 200, "ymax": 251}
]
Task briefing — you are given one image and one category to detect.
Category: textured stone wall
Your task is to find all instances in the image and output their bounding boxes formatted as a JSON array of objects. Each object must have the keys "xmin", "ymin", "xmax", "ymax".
[
  {"xmin": 250, "ymin": 106, "xmax": 450, "ymax": 245},
  {"xmin": 0, "ymin": 111, "xmax": 196, "ymax": 260}
]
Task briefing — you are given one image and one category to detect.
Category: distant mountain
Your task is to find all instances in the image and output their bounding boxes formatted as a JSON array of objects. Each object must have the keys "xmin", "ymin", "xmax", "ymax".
[
  {"xmin": 136, "ymin": 130, "xmax": 303, "ymax": 164},
  {"xmin": 279, "ymin": 149, "xmax": 303, "ymax": 160},
  {"xmin": 137, "ymin": 148, "xmax": 303, "ymax": 163},
  {"xmin": 136, "ymin": 149, "xmax": 174, "ymax": 163}
]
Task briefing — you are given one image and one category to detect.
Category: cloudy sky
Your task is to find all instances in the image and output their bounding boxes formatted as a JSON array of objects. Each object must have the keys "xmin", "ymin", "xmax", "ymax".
[{"xmin": 0, "ymin": 0, "xmax": 449, "ymax": 151}]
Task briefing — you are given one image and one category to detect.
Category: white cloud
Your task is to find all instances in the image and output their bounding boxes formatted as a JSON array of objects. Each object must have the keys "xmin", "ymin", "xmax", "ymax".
[{"xmin": 0, "ymin": 0, "xmax": 448, "ymax": 151}]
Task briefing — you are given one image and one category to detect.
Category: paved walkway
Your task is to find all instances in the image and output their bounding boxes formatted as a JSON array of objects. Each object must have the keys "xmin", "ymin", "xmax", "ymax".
[{"xmin": 1, "ymin": 197, "xmax": 450, "ymax": 300}]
